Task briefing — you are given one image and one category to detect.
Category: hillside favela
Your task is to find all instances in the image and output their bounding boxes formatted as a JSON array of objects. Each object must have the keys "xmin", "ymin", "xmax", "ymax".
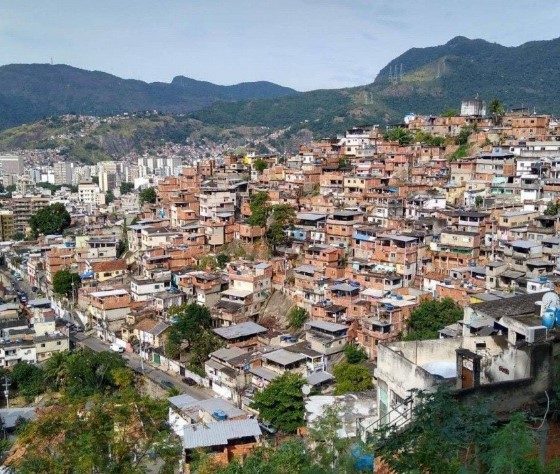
[{"xmin": 1, "ymin": 2, "xmax": 560, "ymax": 473}]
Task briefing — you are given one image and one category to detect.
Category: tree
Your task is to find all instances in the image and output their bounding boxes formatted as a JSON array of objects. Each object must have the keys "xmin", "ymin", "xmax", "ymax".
[
  {"xmin": 489, "ymin": 98, "xmax": 506, "ymax": 125},
  {"xmin": 344, "ymin": 343, "xmax": 368, "ymax": 364},
  {"xmin": 52, "ymin": 269, "xmax": 81, "ymax": 298},
  {"xmin": 338, "ymin": 157, "xmax": 350, "ymax": 169},
  {"xmin": 117, "ymin": 220, "xmax": 128, "ymax": 258},
  {"xmin": 43, "ymin": 349, "xmax": 127, "ymax": 397},
  {"xmin": 197, "ymin": 254, "xmax": 218, "ymax": 270},
  {"xmin": 116, "ymin": 239, "xmax": 127, "ymax": 258},
  {"xmin": 12, "ymin": 231, "xmax": 25, "ymax": 241},
  {"xmin": 247, "ymin": 191, "xmax": 269, "ymax": 227},
  {"xmin": 373, "ymin": 388, "xmax": 496, "ymax": 473},
  {"xmin": 187, "ymin": 330, "xmax": 224, "ymax": 376},
  {"xmin": 119, "ymin": 181, "xmax": 134, "ymax": 195},
  {"xmin": 288, "ymin": 306, "xmax": 308, "ymax": 329},
  {"xmin": 383, "ymin": 127, "xmax": 413, "ymax": 145},
  {"xmin": 333, "ymin": 362, "xmax": 373, "ymax": 395},
  {"xmin": 166, "ymin": 303, "xmax": 213, "ymax": 359},
  {"xmin": 208, "ymin": 439, "xmax": 316, "ymax": 474},
  {"xmin": 11, "ymin": 363, "xmax": 45, "ymax": 400},
  {"xmin": 308, "ymin": 402, "xmax": 359, "ymax": 471},
  {"xmin": 455, "ymin": 126, "xmax": 473, "ymax": 146},
  {"xmin": 544, "ymin": 200, "xmax": 560, "ymax": 216},
  {"xmin": 251, "ymin": 373, "xmax": 305, "ymax": 433},
  {"xmin": 253, "ymin": 158, "xmax": 268, "ymax": 173},
  {"xmin": 8, "ymin": 380, "xmax": 180, "ymax": 472},
  {"xmin": 29, "ymin": 203, "xmax": 71, "ymax": 237},
  {"xmin": 267, "ymin": 204, "xmax": 296, "ymax": 251},
  {"xmin": 484, "ymin": 413, "xmax": 559, "ymax": 473},
  {"xmin": 475, "ymin": 195, "xmax": 484, "ymax": 207},
  {"xmin": 105, "ymin": 189, "xmax": 115, "ymax": 204},
  {"xmin": 139, "ymin": 187, "xmax": 157, "ymax": 205},
  {"xmin": 403, "ymin": 297, "xmax": 463, "ymax": 341},
  {"xmin": 414, "ymin": 131, "xmax": 445, "ymax": 147},
  {"xmin": 216, "ymin": 253, "xmax": 230, "ymax": 269},
  {"xmin": 442, "ymin": 108, "xmax": 459, "ymax": 117}
]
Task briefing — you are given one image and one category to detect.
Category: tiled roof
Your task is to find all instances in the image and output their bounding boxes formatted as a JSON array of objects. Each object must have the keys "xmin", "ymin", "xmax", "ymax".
[{"xmin": 91, "ymin": 259, "xmax": 127, "ymax": 272}]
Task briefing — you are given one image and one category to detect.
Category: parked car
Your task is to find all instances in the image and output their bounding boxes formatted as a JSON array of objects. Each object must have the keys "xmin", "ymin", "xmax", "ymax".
[
  {"xmin": 110, "ymin": 343, "xmax": 124, "ymax": 353},
  {"xmin": 160, "ymin": 380, "xmax": 175, "ymax": 390},
  {"xmin": 258, "ymin": 420, "xmax": 278, "ymax": 435}
]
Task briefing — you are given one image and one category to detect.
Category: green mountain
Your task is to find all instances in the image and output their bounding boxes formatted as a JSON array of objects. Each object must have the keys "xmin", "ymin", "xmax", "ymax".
[
  {"xmin": 0, "ymin": 64, "xmax": 297, "ymax": 129},
  {"xmin": 193, "ymin": 36, "xmax": 560, "ymax": 135}
]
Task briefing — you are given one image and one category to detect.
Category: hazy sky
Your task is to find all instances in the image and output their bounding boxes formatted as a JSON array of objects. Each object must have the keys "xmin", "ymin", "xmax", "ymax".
[{"xmin": 2, "ymin": 1, "xmax": 559, "ymax": 91}]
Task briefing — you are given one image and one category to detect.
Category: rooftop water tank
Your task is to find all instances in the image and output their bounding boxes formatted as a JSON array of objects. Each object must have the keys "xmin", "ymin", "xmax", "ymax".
[
  {"xmin": 212, "ymin": 410, "xmax": 228, "ymax": 421},
  {"xmin": 542, "ymin": 308, "xmax": 555, "ymax": 329}
]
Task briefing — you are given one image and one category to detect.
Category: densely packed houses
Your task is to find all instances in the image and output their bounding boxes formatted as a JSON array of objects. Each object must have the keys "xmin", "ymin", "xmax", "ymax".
[{"xmin": 3, "ymin": 101, "xmax": 560, "ymax": 461}]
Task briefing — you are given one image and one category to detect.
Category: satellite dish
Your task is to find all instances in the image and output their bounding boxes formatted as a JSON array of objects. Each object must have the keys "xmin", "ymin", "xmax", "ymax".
[
  {"xmin": 301, "ymin": 384, "xmax": 311, "ymax": 396},
  {"xmin": 538, "ymin": 292, "xmax": 560, "ymax": 316}
]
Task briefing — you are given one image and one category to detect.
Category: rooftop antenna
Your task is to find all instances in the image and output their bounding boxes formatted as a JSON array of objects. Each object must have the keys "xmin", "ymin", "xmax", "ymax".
[
  {"xmin": 389, "ymin": 65, "xmax": 392, "ymax": 83},
  {"xmin": 400, "ymin": 63, "xmax": 403, "ymax": 81},
  {"xmin": 50, "ymin": 57, "xmax": 53, "ymax": 65}
]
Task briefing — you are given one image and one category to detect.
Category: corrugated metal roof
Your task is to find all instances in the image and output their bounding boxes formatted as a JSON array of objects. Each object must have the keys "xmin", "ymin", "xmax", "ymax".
[
  {"xmin": 306, "ymin": 320, "xmax": 348, "ymax": 332},
  {"xmin": 262, "ymin": 348, "xmax": 306, "ymax": 366},
  {"xmin": 210, "ymin": 347, "xmax": 248, "ymax": 362},
  {"xmin": 182, "ymin": 418, "xmax": 261, "ymax": 449},
  {"xmin": 213, "ymin": 322, "xmax": 267, "ymax": 339},
  {"xmin": 0, "ymin": 407, "xmax": 36, "ymax": 429},
  {"xmin": 306, "ymin": 371, "xmax": 333, "ymax": 386},
  {"xmin": 249, "ymin": 366, "xmax": 280, "ymax": 382},
  {"xmin": 169, "ymin": 394, "xmax": 198, "ymax": 410}
]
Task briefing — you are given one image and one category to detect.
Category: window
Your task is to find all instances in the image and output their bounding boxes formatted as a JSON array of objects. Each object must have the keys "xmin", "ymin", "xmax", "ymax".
[{"xmin": 41, "ymin": 343, "xmax": 45, "ymax": 347}]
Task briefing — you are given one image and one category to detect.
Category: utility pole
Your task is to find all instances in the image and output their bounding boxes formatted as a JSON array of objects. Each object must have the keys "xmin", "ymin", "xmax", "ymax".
[{"xmin": 3, "ymin": 377, "xmax": 10, "ymax": 408}]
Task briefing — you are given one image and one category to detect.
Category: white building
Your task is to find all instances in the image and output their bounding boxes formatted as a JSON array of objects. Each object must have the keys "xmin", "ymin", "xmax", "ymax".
[{"xmin": 78, "ymin": 183, "xmax": 101, "ymax": 204}]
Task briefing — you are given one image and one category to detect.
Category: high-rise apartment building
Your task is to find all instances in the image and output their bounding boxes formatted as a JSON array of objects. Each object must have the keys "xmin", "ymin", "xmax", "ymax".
[
  {"xmin": 53, "ymin": 162, "xmax": 74, "ymax": 185},
  {"xmin": 0, "ymin": 155, "xmax": 24, "ymax": 186},
  {"xmin": 8, "ymin": 195, "xmax": 50, "ymax": 234},
  {"xmin": 0, "ymin": 210, "xmax": 15, "ymax": 241}
]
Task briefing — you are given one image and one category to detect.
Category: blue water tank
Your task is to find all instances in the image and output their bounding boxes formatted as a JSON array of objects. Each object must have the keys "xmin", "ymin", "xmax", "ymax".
[
  {"xmin": 542, "ymin": 308, "xmax": 556, "ymax": 329},
  {"xmin": 555, "ymin": 308, "xmax": 560, "ymax": 327},
  {"xmin": 212, "ymin": 410, "xmax": 228, "ymax": 421},
  {"xmin": 351, "ymin": 444, "xmax": 374, "ymax": 472}
]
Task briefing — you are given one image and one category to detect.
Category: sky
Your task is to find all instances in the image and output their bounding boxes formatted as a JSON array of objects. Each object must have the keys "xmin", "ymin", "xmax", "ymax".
[{"xmin": 2, "ymin": 1, "xmax": 560, "ymax": 91}]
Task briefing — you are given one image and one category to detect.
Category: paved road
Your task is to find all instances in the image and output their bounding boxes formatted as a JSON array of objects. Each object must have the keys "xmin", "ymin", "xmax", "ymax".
[
  {"xmin": 0, "ymin": 268, "xmax": 38, "ymax": 300},
  {"xmin": 72, "ymin": 333, "xmax": 210, "ymax": 400}
]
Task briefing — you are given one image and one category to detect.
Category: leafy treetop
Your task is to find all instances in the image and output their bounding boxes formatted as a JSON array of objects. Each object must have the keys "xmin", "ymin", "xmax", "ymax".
[
  {"xmin": 52, "ymin": 269, "xmax": 81, "ymax": 298},
  {"xmin": 403, "ymin": 297, "xmax": 463, "ymax": 341},
  {"xmin": 139, "ymin": 186, "xmax": 157, "ymax": 205},
  {"xmin": 251, "ymin": 372, "xmax": 305, "ymax": 433},
  {"xmin": 29, "ymin": 203, "xmax": 71, "ymax": 237},
  {"xmin": 287, "ymin": 306, "xmax": 308, "ymax": 329},
  {"xmin": 333, "ymin": 362, "xmax": 373, "ymax": 395}
]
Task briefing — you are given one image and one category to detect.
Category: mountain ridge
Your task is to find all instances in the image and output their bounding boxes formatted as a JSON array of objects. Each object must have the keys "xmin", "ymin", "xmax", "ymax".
[
  {"xmin": 0, "ymin": 63, "xmax": 297, "ymax": 129},
  {"xmin": 1, "ymin": 36, "xmax": 560, "ymax": 135},
  {"xmin": 192, "ymin": 35, "xmax": 560, "ymax": 136}
]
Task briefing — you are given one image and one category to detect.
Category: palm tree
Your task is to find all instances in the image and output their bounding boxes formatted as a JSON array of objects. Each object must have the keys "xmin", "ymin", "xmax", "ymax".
[
  {"xmin": 43, "ymin": 351, "xmax": 69, "ymax": 390},
  {"xmin": 489, "ymin": 99, "xmax": 505, "ymax": 125}
]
